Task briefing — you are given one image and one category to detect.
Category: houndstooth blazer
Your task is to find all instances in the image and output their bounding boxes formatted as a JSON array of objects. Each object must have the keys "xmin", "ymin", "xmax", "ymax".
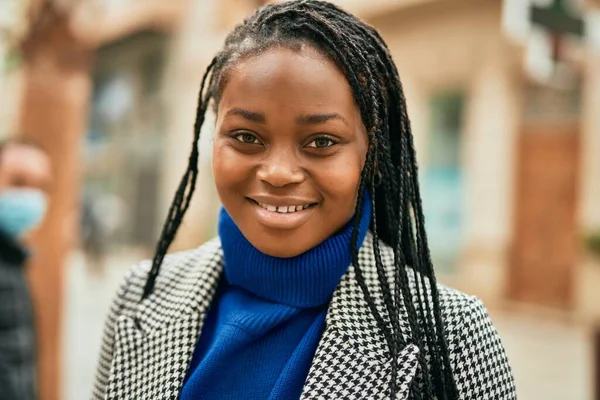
[{"xmin": 91, "ymin": 232, "xmax": 516, "ymax": 399}]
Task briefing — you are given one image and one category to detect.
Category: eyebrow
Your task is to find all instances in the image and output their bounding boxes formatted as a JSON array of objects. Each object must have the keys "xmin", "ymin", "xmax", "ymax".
[
  {"xmin": 225, "ymin": 108, "xmax": 266, "ymax": 123},
  {"xmin": 225, "ymin": 108, "xmax": 348, "ymax": 127},
  {"xmin": 296, "ymin": 113, "xmax": 348, "ymax": 126}
]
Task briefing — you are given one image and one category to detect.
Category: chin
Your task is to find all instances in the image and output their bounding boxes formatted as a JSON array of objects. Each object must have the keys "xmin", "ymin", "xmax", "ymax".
[{"xmin": 251, "ymin": 237, "xmax": 313, "ymax": 259}]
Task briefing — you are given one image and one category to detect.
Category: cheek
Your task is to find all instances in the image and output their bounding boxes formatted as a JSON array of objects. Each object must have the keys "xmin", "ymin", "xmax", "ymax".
[
  {"xmin": 212, "ymin": 141, "xmax": 247, "ymax": 192},
  {"xmin": 314, "ymin": 154, "xmax": 363, "ymax": 211}
]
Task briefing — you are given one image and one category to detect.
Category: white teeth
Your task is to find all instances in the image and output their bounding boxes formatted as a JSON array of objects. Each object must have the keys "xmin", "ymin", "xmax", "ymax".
[{"xmin": 257, "ymin": 202, "xmax": 311, "ymax": 213}]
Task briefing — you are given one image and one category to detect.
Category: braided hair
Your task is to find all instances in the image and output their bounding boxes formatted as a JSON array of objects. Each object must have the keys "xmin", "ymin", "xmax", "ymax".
[{"xmin": 141, "ymin": 1, "xmax": 458, "ymax": 398}]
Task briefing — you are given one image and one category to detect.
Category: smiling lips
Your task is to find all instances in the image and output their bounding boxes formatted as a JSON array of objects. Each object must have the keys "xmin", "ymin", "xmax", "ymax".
[
  {"xmin": 248, "ymin": 196, "xmax": 317, "ymax": 229},
  {"xmin": 256, "ymin": 202, "xmax": 311, "ymax": 213}
]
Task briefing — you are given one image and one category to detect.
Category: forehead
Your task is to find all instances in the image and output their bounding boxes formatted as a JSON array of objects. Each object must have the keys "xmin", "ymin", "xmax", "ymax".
[
  {"xmin": 0, "ymin": 144, "xmax": 51, "ymax": 182},
  {"xmin": 219, "ymin": 45, "xmax": 358, "ymax": 115}
]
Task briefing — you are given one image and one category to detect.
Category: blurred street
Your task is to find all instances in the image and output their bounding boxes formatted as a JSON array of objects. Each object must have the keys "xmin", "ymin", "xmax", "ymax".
[
  {"xmin": 63, "ymin": 254, "xmax": 593, "ymax": 400},
  {"xmin": 495, "ymin": 312, "xmax": 592, "ymax": 400},
  {"xmin": 62, "ymin": 253, "xmax": 138, "ymax": 400}
]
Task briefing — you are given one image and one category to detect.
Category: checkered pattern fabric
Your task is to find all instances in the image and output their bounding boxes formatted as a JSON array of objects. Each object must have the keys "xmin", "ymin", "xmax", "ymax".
[
  {"xmin": 0, "ymin": 240, "xmax": 36, "ymax": 400},
  {"xmin": 92, "ymin": 233, "xmax": 516, "ymax": 399}
]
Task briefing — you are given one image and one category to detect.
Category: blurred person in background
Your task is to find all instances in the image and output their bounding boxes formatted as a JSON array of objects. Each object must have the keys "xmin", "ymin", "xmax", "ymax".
[
  {"xmin": 80, "ymin": 191, "xmax": 107, "ymax": 275},
  {"xmin": 81, "ymin": 190, "xmax": 127, "ymax": 276},
  {"xmin": 0, "ymin": 138, "xmax": 51, "ymax": 400},
  {"xmin": 92, "ymin": 1, "xmax": 516, "ymax": 399},
  {"xmin": 80, "ymin": 187, "xmax": 127, "ymax": 276}
]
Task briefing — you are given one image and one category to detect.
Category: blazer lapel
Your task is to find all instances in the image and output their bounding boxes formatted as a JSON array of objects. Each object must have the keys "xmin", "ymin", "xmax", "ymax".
[
  {"xmin": 301, "ymin": 233, "xmax": 420, "ymax": 400},
  {"xmin": 106, "ymin": 240, "xmax": 224, "ymax": 399}
]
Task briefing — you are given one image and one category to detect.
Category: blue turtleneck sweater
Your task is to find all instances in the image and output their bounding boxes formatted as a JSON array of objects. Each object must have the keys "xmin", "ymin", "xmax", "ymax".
[{"xmin": 181, "ymin": 196, "xmax": 371, "ymax": 400}]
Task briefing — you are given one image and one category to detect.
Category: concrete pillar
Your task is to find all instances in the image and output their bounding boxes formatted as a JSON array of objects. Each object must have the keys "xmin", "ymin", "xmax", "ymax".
[
  {"xmin": 162, "ymin": 0, "xmax": 223, "ymax": 251},
  {"xmin": 461, "ymin": 51, "xmax": 521, "ymax": 303},
  {"xmin": 579, "ymin": 52, "xmax": 600, "ymax": 232},
  {"xmin": 575, "ymin": 51, "xmax": 600, "ymax": 321},
  {"xmin": 18, "ymin": 20, "xmax": 92, "ymax": 400}
]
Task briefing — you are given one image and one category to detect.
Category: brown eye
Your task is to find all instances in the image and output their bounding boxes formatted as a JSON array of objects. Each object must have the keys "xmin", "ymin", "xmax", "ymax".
[
  {"xmin": 233, "ymin": 132, "xmax": 260, "ymax": 144},
  {"xmin": 307, "ymin": 137, "xmax": 334, "ymax": 149}
]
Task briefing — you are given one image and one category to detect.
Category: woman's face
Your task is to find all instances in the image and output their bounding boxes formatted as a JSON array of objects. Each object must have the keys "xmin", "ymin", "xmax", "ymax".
[{"xmin": 213, "ymin": 45, "xmax": 368, "ymax": 257}]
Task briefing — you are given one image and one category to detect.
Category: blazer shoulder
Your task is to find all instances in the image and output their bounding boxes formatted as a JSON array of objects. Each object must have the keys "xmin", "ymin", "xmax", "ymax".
[
  {"xmin": 92, "ymin": 237, "xmax": 223, "ymax": 399},
  {"xmin": 401, "ymin": 271, "xmax": 516, "ymax": 396},
  {"xmin": 116, "ymin": 237, "xmax": 223, "ymax": 312},
  {"xmin": 371, "ymin": 233, "xmax": 491, "ymax": 327},
  {"xmin": 405, "ymin": 269, "xmax": 498, "ymax": 335},
  {"xmin": 436, "ymin": 283, "xmax": 484, "ymax": 320},
  {"xmin": 436, "ymin": 284, "xmax": 516, "ymax": 398}
]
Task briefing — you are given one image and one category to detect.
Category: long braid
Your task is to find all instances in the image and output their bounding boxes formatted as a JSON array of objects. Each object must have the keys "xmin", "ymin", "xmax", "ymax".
[
  {"xmin": 405, "ymin": 127, "xmax": 459, "ymax": 397},
  {"xmin": 363, "ymin": 19, "xmax": 458, "ymax": 396},
  {"xmin": 143, "ymin": 2, "xmax": 459, "ymax": 398},
  {"xmin": 349, "ymin": 175, "xmax": 397, "ymax": 353},
  {"xmin": 313, "ymin": 6, "xmax": 448, "ymax": 397},
  {"xmin": 142, "ymin": 58, "xmax": 216, "ymax": 299}
]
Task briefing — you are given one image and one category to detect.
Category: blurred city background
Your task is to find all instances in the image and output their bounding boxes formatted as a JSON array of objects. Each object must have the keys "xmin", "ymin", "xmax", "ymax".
[{"xmin": 1, "ymin": 0, "xmax": 600, "ymax": 399}]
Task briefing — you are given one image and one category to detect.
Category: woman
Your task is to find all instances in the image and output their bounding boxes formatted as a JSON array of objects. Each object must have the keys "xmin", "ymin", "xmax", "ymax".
[{"xmin": 92, "ymin": 1, "xmax": 516, "ymax": 399}]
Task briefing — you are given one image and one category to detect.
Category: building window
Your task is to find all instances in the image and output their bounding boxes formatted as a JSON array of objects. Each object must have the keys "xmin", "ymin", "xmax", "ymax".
[
  {"xmin": 421, "ymin": 91, "xmax": 466, "ymax": 274},
  {"xmin": 84, "ymin": 32, "xmax": 168, "ymax": 251}
]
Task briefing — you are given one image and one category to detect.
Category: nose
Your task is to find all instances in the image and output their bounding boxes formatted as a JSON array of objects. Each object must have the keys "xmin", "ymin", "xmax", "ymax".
[{"xmin": 256, "ymin": 147, "xmax": 305, "ymax": 187}]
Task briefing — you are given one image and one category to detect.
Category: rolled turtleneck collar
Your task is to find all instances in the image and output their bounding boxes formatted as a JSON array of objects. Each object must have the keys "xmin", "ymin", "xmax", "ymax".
[{"xmin": 218, "ymin": 192, "xmax": 372, "ymax": 308}]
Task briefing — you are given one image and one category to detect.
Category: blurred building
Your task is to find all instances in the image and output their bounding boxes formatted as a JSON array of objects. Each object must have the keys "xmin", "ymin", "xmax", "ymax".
[
  {"xmin": 86, "ymin": 31, "xmax": 171, "ymax": 251},
  {"xmin": 80, "ymin": 0, "xmax": 224, "ymax": 256},
  {"xmin": 87, "ymin": 0, "xmax": 600, "ymax": 317},
  {"xmin": 0, "ymin": 0, "xmax": 26, "ymax": 140},
  {"xmin": 333, "ymin": 0, "xmax": 600, "ymax": 319},
  {"xmin": 0, "ymin": 2, "xmax": 186, "ymax": 398}
]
